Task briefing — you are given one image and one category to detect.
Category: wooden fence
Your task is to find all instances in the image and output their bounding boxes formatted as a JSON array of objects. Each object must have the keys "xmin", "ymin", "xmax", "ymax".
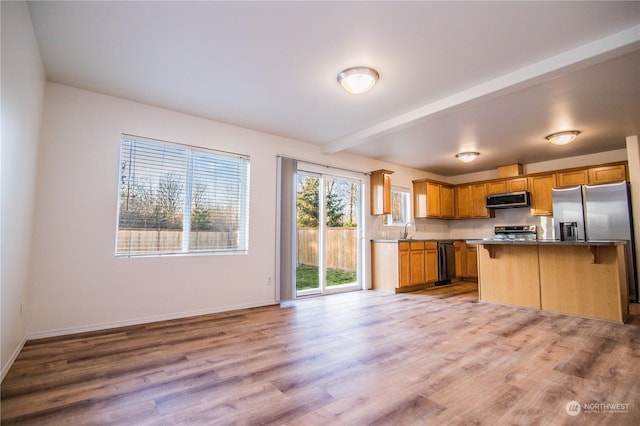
[
  {"xmin": 297, "ymin": 227, "xmax": 357, "ymax": 271},
  {"xmin": 117, "ymin": 229, "xmax": 236, "ymax": 253},
  {"xmin": 118, "ymin": 228, "xmax": 356, "ymax": 270}
]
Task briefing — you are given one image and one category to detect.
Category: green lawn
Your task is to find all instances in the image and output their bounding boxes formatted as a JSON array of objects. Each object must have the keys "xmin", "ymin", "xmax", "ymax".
[{"xmin": 296, "ymin": 264, "xmax": 357, "ymax": 290}]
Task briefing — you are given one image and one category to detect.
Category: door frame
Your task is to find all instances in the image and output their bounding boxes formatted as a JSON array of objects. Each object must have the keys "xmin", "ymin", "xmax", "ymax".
[{"xmin": 295, "ymin": 164, "xmax": 365, "ymax": 297}]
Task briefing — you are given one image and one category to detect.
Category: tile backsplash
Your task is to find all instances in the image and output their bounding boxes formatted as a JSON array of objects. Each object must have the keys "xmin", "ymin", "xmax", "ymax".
[{"xmin": 370, "ymin": 208, "xmax": 556, "ymax": 240}]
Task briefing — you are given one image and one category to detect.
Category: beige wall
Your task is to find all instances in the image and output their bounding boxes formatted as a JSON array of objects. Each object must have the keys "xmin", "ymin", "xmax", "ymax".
[
  {"xmin": 28, "ymin": 83, "xmax": 425, "ymax": 338},
  {"xmin": 1, "ymin": 1, "xmax": 46, "ymax": 379}
]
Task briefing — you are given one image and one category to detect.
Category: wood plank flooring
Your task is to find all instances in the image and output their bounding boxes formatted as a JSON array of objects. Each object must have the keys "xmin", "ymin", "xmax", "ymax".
[{"xmin": 2, "ymin": 282, "xmax": 640, "ymax": 425}]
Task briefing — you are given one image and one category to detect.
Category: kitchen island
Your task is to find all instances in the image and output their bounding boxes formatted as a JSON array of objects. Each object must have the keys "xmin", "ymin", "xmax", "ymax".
[{"xmin": 467, "ymin": 239, "xmax": 629, "ymax": 322}]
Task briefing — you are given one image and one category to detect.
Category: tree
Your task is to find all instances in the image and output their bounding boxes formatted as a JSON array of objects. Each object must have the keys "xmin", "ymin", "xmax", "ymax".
[
  {"xmin": 191, "ymin": 183, "xmax": 211, "ymax": 231},
  {"xmin": 152, "ymin": 173, "xmax": 184, "ymax": 229},
  {"xmin": 297, "ymin": 176, "xmax": 319, "ymax": 227},
  {"xmin": 324, "ymin": 179, "xmax": 345, "ymax": 227}
]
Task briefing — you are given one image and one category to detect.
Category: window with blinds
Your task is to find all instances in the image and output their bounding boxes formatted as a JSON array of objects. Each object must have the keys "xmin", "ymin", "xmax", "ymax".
[{"xmin": 116, "ymin": 135, "xmax": 250, "ymax": 256}]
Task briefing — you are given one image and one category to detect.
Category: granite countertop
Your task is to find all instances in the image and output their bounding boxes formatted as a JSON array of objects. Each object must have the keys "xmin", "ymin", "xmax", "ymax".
[
  {"xmin": 371, "ymin": 238, "xmax": 457, "ymax": 243},
  {"xmin": 466, "ymin": 239, "xmax": 627, "ymax": 246}
]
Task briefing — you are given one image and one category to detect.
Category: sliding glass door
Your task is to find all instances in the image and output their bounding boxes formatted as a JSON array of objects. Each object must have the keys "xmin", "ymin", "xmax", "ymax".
[{"xmin": 296, "ymin": 171, "xmax": 362, "ymax": 296}]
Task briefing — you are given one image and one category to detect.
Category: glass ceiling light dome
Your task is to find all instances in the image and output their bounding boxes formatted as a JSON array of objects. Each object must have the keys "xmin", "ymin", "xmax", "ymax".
[
  {"xmin": 455, "ymin": 152, "xmax": 480, "ymax": 163},
  {"xmin": 546, "ymin": 130, "xmax": 580, "ymax": 145},
  {"xmin": 337, "ymin": 67, "xmax": 379, "ymax": 95}
]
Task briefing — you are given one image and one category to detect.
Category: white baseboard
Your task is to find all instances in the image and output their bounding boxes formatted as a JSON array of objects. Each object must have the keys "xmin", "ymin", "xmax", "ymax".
[
  {"xmin": 27, "ymin": 299, "xmax": 277, "ymax": 340},
  {"xmin": 1, "ymin": 334, "xmax": 27, "ymax": 383}
]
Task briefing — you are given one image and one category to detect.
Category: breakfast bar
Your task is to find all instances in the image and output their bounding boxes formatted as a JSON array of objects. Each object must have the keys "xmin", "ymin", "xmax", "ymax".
[{"xmin": 466, "ymin": 239, "xmax": 629, "ymax": 322}]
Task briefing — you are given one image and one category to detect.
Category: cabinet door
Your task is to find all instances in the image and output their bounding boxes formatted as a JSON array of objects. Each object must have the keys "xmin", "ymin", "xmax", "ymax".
[
  {"xmin": 529, "ymin": 174, "xmax": 556, "ymax": 216},
  {"xmin": 371, "ymin": 170, "xmax": 392, "ymax": 215},
  {"xmin": 409, "ymin": 242, "xmax": 425, "ymax": 285},
  {"xmin": 507, "ymin": 177, "xmax": 528, "ymax": 192},
  {"xmin": 488, "ymin": 181, "xmax": 507, "ymax": 195},
  {"xmin": 413, "ymin": 181, "xmax": 428, "ymax": 219},
  {"xmin": 424, "ymin": 242, "xmax": 438, "ymax": 283},
  {"xmin": 398, "ymin": 243, "xmax": 410, "ymax": 287},
  {"xmin": 471, "ymin": 183, "xmax": 491, "ymax": 218},
  {"xmin": 455, "ymin": 186, "xmax": 472, "ymax": 218},
  {"xmin": 588, "ymin": 164, "xmax": 627, "ymax": 184},
  {"xmin": 556, "ymin": 169, "xmax": 588, "ymax": 187},
  {"xmin": 440, "ymin": 186, "xmax": 454, "ymax": 218},
  {"xmin": 466, "ymin": 244, "xmax": 478, "ymax": 279},
  {"xmin": 454, "ymin": 241, "xmax": 466, "ymax": 278},
  {"xmin": 426, "ymin": 182, "xmax": 441, "ymax": 217}
]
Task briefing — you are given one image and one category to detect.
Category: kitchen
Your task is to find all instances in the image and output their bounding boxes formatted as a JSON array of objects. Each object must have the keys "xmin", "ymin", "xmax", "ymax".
[{"xmin": 370, "ymin": 157, "xmax": 637, "ymax": 323}]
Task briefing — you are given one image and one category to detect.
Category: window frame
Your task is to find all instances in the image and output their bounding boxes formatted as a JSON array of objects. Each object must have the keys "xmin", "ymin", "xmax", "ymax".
[
  {"xmin": 115, "ymin": 134, "xmax": 250, "ymax": 257},
  {"xmin": 383, "ymin": 186, "xmax": 411, "ymax": 226}
]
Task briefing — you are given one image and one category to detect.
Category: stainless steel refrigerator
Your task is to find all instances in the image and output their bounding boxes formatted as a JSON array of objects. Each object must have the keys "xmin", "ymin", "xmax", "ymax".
[{"xmin": 552, "ymin": 181, "xmax": 637, "ymax": 302}]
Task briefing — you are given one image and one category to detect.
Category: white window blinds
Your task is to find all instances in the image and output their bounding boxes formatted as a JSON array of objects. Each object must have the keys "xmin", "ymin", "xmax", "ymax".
[{"xmin": 116, "ymin": 135, "xmax": 250, "ymax": 256}]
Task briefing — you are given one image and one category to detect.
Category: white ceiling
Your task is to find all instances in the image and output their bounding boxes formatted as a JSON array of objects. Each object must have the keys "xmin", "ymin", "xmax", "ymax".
[{"xmin": 27, "ymin": 1, "xmax": 640, "ymax": 176}]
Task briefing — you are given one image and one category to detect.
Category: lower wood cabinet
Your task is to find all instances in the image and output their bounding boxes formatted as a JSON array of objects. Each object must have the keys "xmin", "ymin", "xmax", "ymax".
[
  {"xmin": 424, "ymin": 242, "xmax": 438, "ymax": 283},
  {"xmin": 454, "ymin": 241, "xmax": 466, "ymax": 278},
  {"xmin": 409, "ymin": 242, "xmax": 426, "ymax": 286},
  {"xmin": 372, "ymin": 240, "xmax": 439, "ymax": 293},
  {"xmin": 465, "ymin": 244, "xmax": 478, "ymax": 279}
]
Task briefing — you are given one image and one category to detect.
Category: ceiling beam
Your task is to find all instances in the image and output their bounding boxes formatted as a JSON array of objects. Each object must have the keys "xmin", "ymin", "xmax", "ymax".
[{"xmin": 323, "ymin": 24, "xmax": 640, "ymax": 155}]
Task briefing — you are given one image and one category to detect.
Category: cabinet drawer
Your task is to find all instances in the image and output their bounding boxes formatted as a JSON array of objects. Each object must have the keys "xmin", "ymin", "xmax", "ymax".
[
  {"xmin": 399, "ymin": 242, "xmax": 410, "ymax": 251},
  {"xmin": 410, "ymin": 241, "xmax": 425, "ymax": 250}
]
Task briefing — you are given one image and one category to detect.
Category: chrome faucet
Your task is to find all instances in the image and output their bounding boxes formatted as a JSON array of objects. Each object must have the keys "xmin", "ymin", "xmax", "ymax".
[{"xmin": 403, "ymin": 221, "xmax": 415, "ymax": 239}]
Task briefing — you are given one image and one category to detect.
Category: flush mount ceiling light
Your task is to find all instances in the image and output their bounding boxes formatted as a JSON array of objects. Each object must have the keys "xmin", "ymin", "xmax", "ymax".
[
  {"xmin": 546, "ymin": 130, "xmax": 580, "ymax": 145},
  {"xmin": 337, "ymin": 67, "xmax": 379, "ymax": 95},
  {"xmin": 455, "ymin": 151, "xmax": 480, "ymax": 163}
]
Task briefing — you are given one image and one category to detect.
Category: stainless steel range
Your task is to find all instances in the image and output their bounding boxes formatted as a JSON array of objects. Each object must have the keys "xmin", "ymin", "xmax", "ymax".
[{"xmin": 488, "ymin": 225, "xmax": 538, "ymax": 241}]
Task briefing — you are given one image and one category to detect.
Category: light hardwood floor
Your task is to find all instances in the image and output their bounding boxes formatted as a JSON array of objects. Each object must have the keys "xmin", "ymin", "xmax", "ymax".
[{"xmin": 2, "ymin": 282, "xmax": 639, "ymax": 425}]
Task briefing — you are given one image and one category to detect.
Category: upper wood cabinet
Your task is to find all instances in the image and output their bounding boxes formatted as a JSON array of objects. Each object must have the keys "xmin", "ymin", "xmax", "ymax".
[
  {"xmin": 407, "ymin": 161, "xmax": 625, "ymax": 221},
  {"xmin": 556, "ymin": 164, "xmax": 627, "ymax": 187},
  {"xmin": 370, "ymin": 169, "xmax": 393, "ymax": 215},
  {"xmin": 488, "ymin": 177, "xmax": 528, "ymax": 195},
  {"xmin": 556, "ymin": 169, "xmax": 588, "ymax": 187},
  {"xmin": 508, "ymin": 177, "xmax": 528, "ymax": 192},
  {"xmin": 487, "ymin": 181, "xmax": 507, "ymax": 195},
  {"xmin": 471, "ymin": 183, "xmax": 493, "ymax": 218},
  {"xmin": 455, "ymin": 185, "xmax": 472, "ymax": 218},
  {"xmin": 455, "ymin": 184, "xmax": 494, "ymax": 219},
  {"xmin": 412, "ymin": 180, "xmax": 455, "ymax": 219},
  {"xmin": 529, "ymin": 174, "xmax": 556, "ymax": 216},
  {"xmin": 588, "ymin": 164, "xmax": 627, "ymax": 184}
]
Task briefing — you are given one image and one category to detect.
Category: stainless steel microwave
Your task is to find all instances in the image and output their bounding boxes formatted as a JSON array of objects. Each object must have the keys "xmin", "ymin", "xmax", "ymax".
[{"xmin": 485, "ymin": 191, "xmax": 531, "ymax": 209}]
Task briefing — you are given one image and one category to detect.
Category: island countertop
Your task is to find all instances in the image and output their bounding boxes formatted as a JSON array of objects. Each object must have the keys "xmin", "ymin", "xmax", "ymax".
[{"xmin": 466, "ymin": 239, "xmax": 626, "ymax": 246}]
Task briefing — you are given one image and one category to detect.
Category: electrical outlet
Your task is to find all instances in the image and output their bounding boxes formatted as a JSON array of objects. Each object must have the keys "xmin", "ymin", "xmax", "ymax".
[
  {"xmin": 267, "ymin": 277, "xmax": 273, "ymax": 285},
  {"xmin": 20, "ymin": 302, "xmax": 24, "ymax": 319}
]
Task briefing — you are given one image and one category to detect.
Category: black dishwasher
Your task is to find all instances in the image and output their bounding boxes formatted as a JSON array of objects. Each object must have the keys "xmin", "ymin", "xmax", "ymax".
[{"xmin": 436, "ymin": 241, "xmax": 456, "ymax": 286}]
